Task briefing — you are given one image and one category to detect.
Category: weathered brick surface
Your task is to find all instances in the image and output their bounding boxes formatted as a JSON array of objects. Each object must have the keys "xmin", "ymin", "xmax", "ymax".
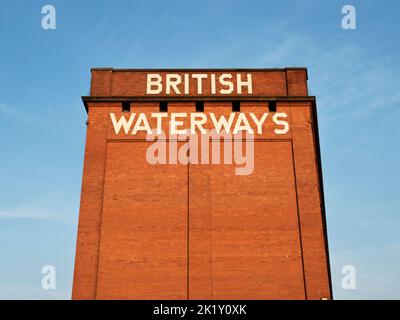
[
  {"xmin": 90, "ymin": 69, "xmax": 112, "ymax": 96},
  {"xmin": 73, "ymin": 68, "xmax": 331, "ymax": 300},
  {"xmin": 88, "ymin": 68, "xmax": 309, "ymax": 97},
  {"xmin": 290, "ymin": 103, "xmax": 331, "ymax": 299},
  {"xmin": 286, "ymin": 69, "xmax": 308, "ymax": 95},
  {"xmin": 72, "ymin": 103, "xmax": 112, "ymax": 299},
  {"xmin": 97, "ymin": 142, "xmax": 188, "ymax": 299}
]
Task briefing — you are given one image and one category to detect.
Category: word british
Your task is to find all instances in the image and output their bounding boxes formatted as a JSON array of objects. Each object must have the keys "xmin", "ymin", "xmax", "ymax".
[
  {"xmin": 110, "ymin": 112, "xmax": 289, "ymax": 135},
  {"xmin": 147, "ymin": 73, "xmax": 253, "ymax": 95}
]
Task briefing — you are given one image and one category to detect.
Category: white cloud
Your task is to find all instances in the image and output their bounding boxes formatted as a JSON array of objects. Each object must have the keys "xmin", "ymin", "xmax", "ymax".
[
  {"xmin": 0, "ymin": 283, "xmax": 69, "ymax": 300},
  {"xmin": 259, "ymin": 35, "xmax": 400, "ymax": 117},
  {"xmin": 0, "ymin": 190, "xmax": 79, "ymax": 224},
  {"xmin": 258, "ymin": 34, "xmax": 400, "ymax": 166},
  {"xmin": 0, "ymin": 103, "xmax": 29, "ymax": 121},
  {"xmin": 0, "ymin": 207, "xmax": 55, "ymax": 220}
]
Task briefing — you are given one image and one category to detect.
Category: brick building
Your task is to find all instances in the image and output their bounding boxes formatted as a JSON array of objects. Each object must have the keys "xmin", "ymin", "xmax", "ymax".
[{"xmin": 72, "ymin": 68, "xmax": 332, "ymax": 300}]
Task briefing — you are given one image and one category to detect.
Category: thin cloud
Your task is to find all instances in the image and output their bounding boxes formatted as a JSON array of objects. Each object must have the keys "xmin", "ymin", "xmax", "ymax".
[
  {"xmin": 0, "ymin": 206, "xmax": 72, "ymax": 224},
  {"xmin": 258, "ymin": 34, "xmax": 400, "ymax": 165},
  {"xmin": 0, "ymin": 103, "xmax": 30, "ymax": 122},
  {"xmin": 259, "ymin": 35, "xmax": 400, "ymax": 117},
  {"xmin": 0, "ymin": 283, "xmax": 69, "ymax": 300}
]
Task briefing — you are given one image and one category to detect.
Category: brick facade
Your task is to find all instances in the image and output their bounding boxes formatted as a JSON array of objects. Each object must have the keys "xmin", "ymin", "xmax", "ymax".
[{"xmin": 72, "ymin": 68, "xmax": 332, "ymax": 300}]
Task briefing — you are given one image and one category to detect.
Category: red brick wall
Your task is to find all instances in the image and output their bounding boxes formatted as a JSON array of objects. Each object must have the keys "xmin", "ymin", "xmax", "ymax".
[{"xmin": 72, "ymin": 68, "xmax": 331, "ymax": 300}]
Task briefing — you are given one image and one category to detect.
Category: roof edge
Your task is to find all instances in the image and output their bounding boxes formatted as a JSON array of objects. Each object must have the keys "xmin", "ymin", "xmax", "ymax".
[{"xmin": 90, "ymin": 67, "xmax": 308, "ymax": 72}]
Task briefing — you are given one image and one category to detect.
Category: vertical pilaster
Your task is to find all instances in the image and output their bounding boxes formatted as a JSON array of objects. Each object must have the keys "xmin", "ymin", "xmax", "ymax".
[{"xmin": 72, "ymin": 104, "xmax": 109, "ymax": 299}]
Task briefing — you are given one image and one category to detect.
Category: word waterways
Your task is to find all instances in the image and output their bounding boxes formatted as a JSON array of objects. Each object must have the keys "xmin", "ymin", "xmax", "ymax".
[
  {"xmin": 147, "ymin": 73, "xmax": 253, "ymax": 95},
  {"xmin": 110, "ymin": 112, "xmax": 289, "ymax": 135}
]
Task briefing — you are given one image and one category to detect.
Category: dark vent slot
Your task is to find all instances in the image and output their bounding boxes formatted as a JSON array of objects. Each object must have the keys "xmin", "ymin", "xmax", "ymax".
[
  {"xmin": 269, "ymin": 101, "xmax": 277, "ymax": 112},
  {"xmin": 232, "ymin": 101, "xmax": 240, "ymax": 112},
  {"xmin": 122, "ymin": 101, "xmax": 130, "ymax": 112},
  {"xmin": 196, "ymin": 101, "xmax": 204, "ymax": 112},
  {"xmin": 160, "ymin": 102, "xmax": 168, "ymax": 112}
]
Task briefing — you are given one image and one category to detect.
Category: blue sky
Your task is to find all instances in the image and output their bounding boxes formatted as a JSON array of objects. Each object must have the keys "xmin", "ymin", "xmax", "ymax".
[{"xmin": 0, "ymin": 0, "xmax": 399, "ymax": 299}]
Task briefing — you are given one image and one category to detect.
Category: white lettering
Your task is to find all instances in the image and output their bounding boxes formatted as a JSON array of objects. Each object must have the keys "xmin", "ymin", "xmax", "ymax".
[
  {"xmin": 146, "ymin": 74, "xmax": 162, "ymax": 94},
  {"xmin": 237, "ymin": 74, "xmax": 253, "ymax": 94},
  {"xmin": 273, "ymin": 112, "xmax": 289, "ymax": 135},
  {"xmin": 110, "ymin": 113, "xmax": 135, "ymax": 134}
]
